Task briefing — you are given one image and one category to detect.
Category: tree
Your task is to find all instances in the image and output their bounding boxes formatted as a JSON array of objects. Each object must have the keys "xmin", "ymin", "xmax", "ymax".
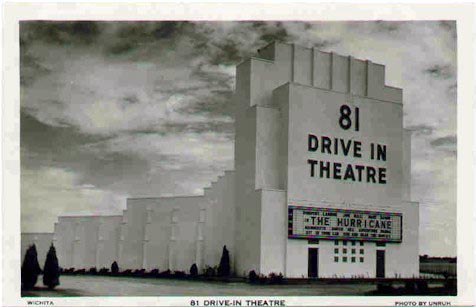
[
  {"xmin": 217, "ymin": 245, "xmax": 230, "ymax": 276},
  {"xmin": 21, "ymin": 244, "xmax": 42, "ymax": 289},
  {"xmin": 190, "ymin": 263, "xmax": 198, "ymax": 276},
  {"xmin": 111, "ymin": 261, "xmax": 119, "ymax": 275},
  {"xmin": 43, "ymin": 244, "xmax": 60, "ymax": 289}
]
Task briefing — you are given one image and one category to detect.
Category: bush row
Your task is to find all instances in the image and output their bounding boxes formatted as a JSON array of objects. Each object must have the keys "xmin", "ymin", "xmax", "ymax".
[
  {"xmin": 373, "ymin": 279, "xmax": 456, "ymax": 295},
  {"xmin": 248, "ymin": 270, "xmax": 284, "ymax": 285},
  {"xmin": 61, "ymin": 266, "xmax": 194, "ymax": 278},
  {"xmin": 61, "ymin": 245, "xmax": 232, "ymax": 279}
]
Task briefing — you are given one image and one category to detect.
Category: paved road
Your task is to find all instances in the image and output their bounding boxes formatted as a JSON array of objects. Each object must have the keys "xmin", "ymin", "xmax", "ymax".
[{"xmin": 23, "ymin": 275, "xmax": 379, "ymax": 297}]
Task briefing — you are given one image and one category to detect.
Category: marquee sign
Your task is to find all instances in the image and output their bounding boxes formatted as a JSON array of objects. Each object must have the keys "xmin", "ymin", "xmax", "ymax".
[{"xmin": 288, "ymin": 205, "xmax": 402, "ymax": 242}]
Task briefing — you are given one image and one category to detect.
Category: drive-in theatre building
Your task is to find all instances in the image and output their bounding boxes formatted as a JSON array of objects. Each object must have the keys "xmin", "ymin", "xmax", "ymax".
[{"xmin": 22, "ymin": 42, "xmax": 419, "ymax": 278}]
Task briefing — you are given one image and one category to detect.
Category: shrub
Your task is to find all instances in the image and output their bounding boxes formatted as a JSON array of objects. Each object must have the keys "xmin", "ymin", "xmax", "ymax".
[
  {"xmin": 158, "ymin": 269, "xmax": 171, "ymax": 277},
  {"xmin": 218, "ymin": 245, "xmax": 231, "ymax": 277},
  {"xmin": 148, "ymin": 268, "xmax": 159, "ymax": 277},
  {"xmin": 21, "ymin": 244, "xmax": 42, "ymax": 290},
  {"xmin": 121, "ymin": 269, "xmax": 132, "ymax": 276},
  {"xmin": 416, "ymin": 280, "xmax": 429, "ymax": 294},
  {"xmin": 268, "ymin": 272, "xmax": 284, "ymax": 284},
  {"xmin": 376, "ymin": 282, "xmax": 394, "ymax": 293},
  {"xmin": 111, "ymin": 261, "xmax": 119, "ymax": 275},
  {"xmin": 88, "ymin": 267, "xmax": 97, "ymax": 275},
  {"xmin": 43, "ymin": 244, "xmax": 60, "ymax": 289},
  {"xmin": 404, "ymin": 281, "xmax": 417, "ymax": 293},
  {"xmin": 133, "ymin": 269, "xmax": 145, "ymax": 277},
  {"xmin": 444, "ymin": 278, "xmax": 457, "ymax": 294},
  {"xmin": 174, "ymin": 270, "xmax": 186, "ymax": 278},
  {"xmin": 248, "ymin": 270, "xmax": 258, "ymax": 283},
  {"xmin": 74, "ymin": 269, "xmax": 86, "ymax": 275},
  {"xmin": 204, "ymin": 266, "xmax": 216, "ymax": 277},
  {"xmin": 190, "ymin": 264, "xmax": 198, "ymax": 277},
  {"xmin": 62, "ymin": 268, "xmax": 74, "ymax": 274},
  {"xmin": 258, "ymin": 274, "xmax": 268, "ymax": 284},
  {"xmin": 98, "ymin": 268, "xmax": 109, "ymax": 275}
]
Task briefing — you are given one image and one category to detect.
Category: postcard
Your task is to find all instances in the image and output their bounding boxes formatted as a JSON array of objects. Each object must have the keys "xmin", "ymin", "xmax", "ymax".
[{"xmin": 2, "ymin": 2, "xmax": 474, "ymax": 307}]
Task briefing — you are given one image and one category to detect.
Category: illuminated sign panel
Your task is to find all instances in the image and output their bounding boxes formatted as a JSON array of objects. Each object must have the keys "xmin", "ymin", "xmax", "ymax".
[{"xmin": 288, "ymin": 205, "xmax": 402, "ymax": 242}]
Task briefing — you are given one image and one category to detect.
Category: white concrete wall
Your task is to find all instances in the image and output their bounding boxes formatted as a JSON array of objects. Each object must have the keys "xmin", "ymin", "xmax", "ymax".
[
  {"xmin": 142, "ymin": 205, "xmax": 172, "ymax": 271},
  {"xmin": 96, "ymin": 216, "xmax": 122, "ymax": 269},
  {"xmin": 402, "ymin": 129, "xmax": 412, "ymax": 201},
  {"xmin": 259, "ymin": 189, "xmax": 287, "ymax": 275},
  {"xmin": 386, "ymin": 202, "xmax": 419, "ymax": 278},
  {"xmin": 120, "ymin": 171, "xmax": 236, "ymax": 273},
  {"xmin": 233, "ymin": 189, "xmax": 262, "ymax": 276},
  {"xmin": 53, "ymin": 218, "xmax": 76, "ymax": 269},
  {"xmin": 21, "ymin": 233, "xmax": 53, "ymax": 269},
  {"xmin": 72, "ymin": 217, "xmax": 99, "ymax": 269},
  {"xmin": 53, "ymin": 216, "xmax": 121, "ymax": 270},
  {"xmin": 119, "ymin": 201, "xmax": 147, "ymax": 270},
  {"xmin": 202, "ymin": 171, "xmax": 236, "ymax": 272}
]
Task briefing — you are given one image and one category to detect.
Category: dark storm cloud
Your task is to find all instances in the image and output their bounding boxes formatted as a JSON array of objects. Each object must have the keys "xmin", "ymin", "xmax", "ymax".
[
  {"xmin": 20, "ymin": 41, "xmax": 51, "ymax": 86},
  {"xmin": 21, "ymin": 110, "xmax": 108, "ymax": 163},
  {"xmin": 188, "ymin": 21, "xmax": 293, "ymax": 65},
  {"xmin": 439, "ymin": 21, "xmax": 457, "ymax": 39},
  {"xmin": 424, "ymin": 64, "xmax": 454, "ymax": 79},
  {"xmin": 20, "ymin": 21, "xmax": 300, "ymax": 128},
  {"xmin": 157, "ymin": 121, "xmax": 234, "ymax": 138},
  {"xmin": 21, "ymin": 111, "xmax": 153, "ymax": 194},
  {"xmin": 406, "ymin": 124, "xmax": 435, "ymax": 136},
  {"xmin": 430, "ymin": 135, "xmax": 457, "ymax": 147},
  {"xmin": 20, "ymin": 21, "xmax": 102, "ymax": 45},
  {"xmin": 374, "ymin": 21, "xmax": 402, "ymax": 33},
  {"xmin": 182, "ymin": 90, "xmax": 234, "ymax": 118},
  {"xmin": 105, "ymin": 21, "xmax": 188, "ymax": 56}
]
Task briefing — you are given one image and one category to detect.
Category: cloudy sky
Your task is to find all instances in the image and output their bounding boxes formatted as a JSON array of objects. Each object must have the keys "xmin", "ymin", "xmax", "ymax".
[{"xmin": 20, "ymin": 21, "xmax": 456, "ymax": 256}]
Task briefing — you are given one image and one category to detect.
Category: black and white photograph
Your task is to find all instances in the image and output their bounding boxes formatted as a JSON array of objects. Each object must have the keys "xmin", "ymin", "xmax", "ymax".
[{"xmin": 3, "ymin": 3, "xmax": 474, "ymax": 307}]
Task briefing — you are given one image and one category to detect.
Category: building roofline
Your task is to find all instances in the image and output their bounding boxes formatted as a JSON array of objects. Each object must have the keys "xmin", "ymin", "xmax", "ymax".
[
  {"xmin": 21, "ymin": 232, "xmax": 54, "ymax": 235},
  {"xmin": 58, "ymin": 215, "xmax": 123, "ymax": 218},
  {"xmin": 127, "ymin": 195, "xmax": 204, "ymax": 201},
  {"xmin": 276, "ymin": 82, "xmax": 403, "ymax": 106}
]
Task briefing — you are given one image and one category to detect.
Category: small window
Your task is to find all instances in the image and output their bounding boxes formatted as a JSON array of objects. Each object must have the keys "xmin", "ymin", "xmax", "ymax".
[
  {"xmin": 343, "ymin": 248, "xmax": 347, "ymax": 254},
  {"xmin": 351, "ymin": 249, "xmax": 356, "ymax": 254},
  {"xmin": 351, "ymin": 257, "xmax": 356, "ymax": 263},
  {"xmin": 334, "ymin": 256, "xmax": 339, "ymax": 263},
  {"xmin": 334, "ymin": 248, "xmax": 339, "ymax": 254},
  {"xmin": 343, "ymin": 257, "xmax": 347, "ymax": 262},
  {"xmin": 360, "ymin": 249, "xmax": 364, "ymax": 255},
  {"xmin": 343, "ymin": 241, "xmax": 348, "ymax": 246},
  {"xmin": 376, "ymin": 242, "xmax": 386, "ymax": 247},
  {"xmin": 351, "ymin": 241, "xmax": 356, "ymax": 246},
  {"xmin": 360, "ymin": 257, "xmax": 364, "ymax": 263},
  {"xmin": 308, "ymin": 239, "xmax": 319, "ymax": 245},
  {"xmin": 334, "ymin": 240, "xmax": 339, "ymax": 245},
  {"xmin": 360, "ymin": 241, "xmax": 364, "ymax": 246}
]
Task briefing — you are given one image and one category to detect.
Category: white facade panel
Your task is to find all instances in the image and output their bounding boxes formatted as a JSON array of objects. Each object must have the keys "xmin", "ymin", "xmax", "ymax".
[
  {"xmin": 96, "ymin": 216, "xmax": 122, "ymax": 269},
  {"xmin": 54, "ymin": 216, "xmax": 121, "ymax": 270}
]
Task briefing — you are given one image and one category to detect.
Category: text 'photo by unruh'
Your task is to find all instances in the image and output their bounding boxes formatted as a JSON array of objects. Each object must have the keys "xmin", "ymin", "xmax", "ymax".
[{"xmin": 2, "ymin": 3, "xmax": 475, "ymax": 307}]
